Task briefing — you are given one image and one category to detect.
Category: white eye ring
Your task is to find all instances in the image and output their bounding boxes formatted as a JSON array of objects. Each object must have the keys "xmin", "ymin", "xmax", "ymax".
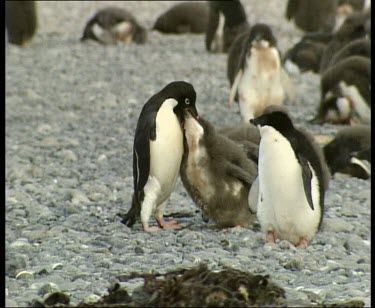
[{"xmin": 185, "ymin": 98, "xmax": 190, "ymax": 105}]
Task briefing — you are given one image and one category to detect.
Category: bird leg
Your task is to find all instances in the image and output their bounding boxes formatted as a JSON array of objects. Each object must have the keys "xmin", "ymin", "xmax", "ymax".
[{"xmin": 266, "ymin": 231, "xmax": 276, "ymax": 243}]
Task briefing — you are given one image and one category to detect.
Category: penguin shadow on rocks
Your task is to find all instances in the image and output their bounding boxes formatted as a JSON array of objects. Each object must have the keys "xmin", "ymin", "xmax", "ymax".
[
  {"xmin": 250, "ymin": 105, "xmax": 330, "ymax": 248},
  {"xmin": 81, "ymin": 6, "xmax": 147, "ymax": 45},
  {"xmin": 6, "ymin": 1, "xmax": 38, "ymax": 47},
  {"xmin": 323, "ymin": 125, "xmax": 371, "ymax": 180},
  {"xmin": 227, "ymin": 23, "xmax": 295, "ymax": 124},
  {"xmin": 180, "ymin": 112, "xmax": 259, "ymax": 230},
  {"xmin": 152, "ymin": 2, "xmax": 209, "ymax": 34},
  {"xmin": 118, "ymin": 81, "xmax": 199, "ymax": 232},
  {"xmin": 310, "ymin": 55, "xmax": 371, "ymax": 125},
  {"xmin": 205, "ymin": 0, "xmax": 250, "ymax": 53}
]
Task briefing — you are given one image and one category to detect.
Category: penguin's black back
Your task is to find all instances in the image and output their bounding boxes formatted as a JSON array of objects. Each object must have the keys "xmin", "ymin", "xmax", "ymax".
[
  {"xmin": 153, "ymin": 2, "xmax": 209, "ymax": 34},
  {"xmin": 327, "ymin": 38, "xmax": 371, "ymax": 69}
]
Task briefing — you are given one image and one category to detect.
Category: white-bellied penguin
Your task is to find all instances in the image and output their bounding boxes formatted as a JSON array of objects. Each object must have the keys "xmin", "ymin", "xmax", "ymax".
[
  {"xmin": 120, "ymin": 81, "xmax": 199, "ymax": 232},
  {"xmin": 180, "ymin": 113, "xmax": 258, "ymax": 228},
  {"xmin": 227, "ymin": 23, "xmax": 295, "ymax": 123},
  {"xmin": 250, "ymin": 108, "xmax": 329, "ymax": 248}
]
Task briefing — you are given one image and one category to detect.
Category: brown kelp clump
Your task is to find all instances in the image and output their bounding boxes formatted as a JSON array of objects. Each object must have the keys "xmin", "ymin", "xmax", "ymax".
[{"xmin": 30, "ymin": 263, "xmax": 286, "ymax": 307}]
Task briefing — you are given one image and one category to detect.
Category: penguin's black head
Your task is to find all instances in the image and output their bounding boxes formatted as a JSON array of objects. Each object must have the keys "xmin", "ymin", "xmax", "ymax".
[
  {"xmin": 250, "ymin": 110, "xmax": 294, "ymax": 133},
  {"xmin": 163, "ymin": 81, "xmax": 199, "ymax": 122},
  {"xmin": 247, "ymin": 23, "xmax": 277, "ymax": 49}
]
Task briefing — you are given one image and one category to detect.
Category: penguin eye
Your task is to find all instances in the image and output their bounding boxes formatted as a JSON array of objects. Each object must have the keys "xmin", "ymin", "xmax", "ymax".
[{"xmin": 185, "ymin": 98, "xmax": 190, "ymax": 105}]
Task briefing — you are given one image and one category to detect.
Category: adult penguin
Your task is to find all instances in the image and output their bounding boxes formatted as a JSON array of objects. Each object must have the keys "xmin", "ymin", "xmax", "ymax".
[
  {"xmin": 119, "ymin": 81, "xmax": 199, "ymax": 232},
  {"xmin": 250, "ymin": 107, "xmax": 329, "ymax": 248}
]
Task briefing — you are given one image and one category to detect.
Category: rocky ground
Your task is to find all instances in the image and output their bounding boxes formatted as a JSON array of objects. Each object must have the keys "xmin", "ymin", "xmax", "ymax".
[{"xmin": 6, "ymin": 1, "xmax": 370, "ymax": 307}]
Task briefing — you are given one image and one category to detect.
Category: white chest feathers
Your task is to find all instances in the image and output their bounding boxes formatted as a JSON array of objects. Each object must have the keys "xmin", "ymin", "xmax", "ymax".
[
  {"xmin": 148, "ymin": 98, "xmax": 183, "ymax": 202},
  {"xmin": 238, "ymin": 46, "xmax": 285, "ymax": 122},
  {"xmin": 257, "ymin": 125, "xmax": 321, "ymax": 245}
]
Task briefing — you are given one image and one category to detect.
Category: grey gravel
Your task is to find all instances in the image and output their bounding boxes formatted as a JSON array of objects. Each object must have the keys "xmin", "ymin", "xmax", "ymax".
[{"xmin": 6, "ymin": 1, "xmax": 371, "ymax": 307}]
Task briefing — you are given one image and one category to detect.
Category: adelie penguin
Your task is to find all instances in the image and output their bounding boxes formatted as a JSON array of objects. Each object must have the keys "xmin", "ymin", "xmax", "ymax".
[
  {"xmin": 180, "ymin": 113, "xmax": 258, "ymax": 228},
  {"xmin": 153, "ymin": 2, "xmax": 209, "ymax": 34},
  {"xmin": 250, "ymin": 107, "xmax": 330, "ymax": 248},
  {"xmin": 227, "ymin": 23, "xmax": 295, "ymax": 123},
  {"xmin": 119, "ymin": 81, "xmax": 199, "ymax": 232},
  {"xmin": 6, "ymin": 1, "xmax": 37, "ymax": 47},
  {"xmin": 324, "ymin": 125, "xmax": 371, "ymax": 179},
  {"xmin": 81, "ymin": 7, "xmax": 147, "ymax": 45},
  {"xmin": 311, "ymin": 55, "xmax": 371, "ymax": 125},
  {"xmin": 205, "ymin": 0, "xmax": 250, "ymax": 53},
  {"xmin": 285, "ymin": 0, "xmax": 338, "ymax": 33}
]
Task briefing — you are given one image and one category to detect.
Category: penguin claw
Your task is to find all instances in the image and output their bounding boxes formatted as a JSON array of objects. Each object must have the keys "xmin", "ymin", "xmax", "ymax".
[
  {"xmin": 296, "ymin": 238, "xmax": 308, "ymax": 249},
  {"xmin": 266, "ymin": 231, "xmax": 276, "ymax": 243}
]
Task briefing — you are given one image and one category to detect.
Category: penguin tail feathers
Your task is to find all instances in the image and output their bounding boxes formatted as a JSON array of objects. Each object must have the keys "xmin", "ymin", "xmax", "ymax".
[{"xmin": 119, "ymin": 193, "xmax": 141, "ymax": 227}]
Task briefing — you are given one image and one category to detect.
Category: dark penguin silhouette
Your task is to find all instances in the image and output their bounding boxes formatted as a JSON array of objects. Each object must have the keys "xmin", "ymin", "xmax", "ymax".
[
  {"xmin": 312, "ymin": 55, "xmax": 371, "ymax": 125},
  {"xmin": 285, "ymin": 0, "xmax": 338, "ymax": 33},
  {"xmin": 119, "ymin": 81, "xmax": 199, "ymax": 232},
  {"xmin": 180, "ymin": 113, "xmax": 258, "ymax": 228},
  {"xmin": 324, "ymin": 125, "xmax": 371, "ymax": 179},
  {"xmin": 325, "ymin": 38, "xmax": 371, "ymax": 69},
  {"xmin": 6, "ymin": 1, "xmax": 37, "ymax": 46},
  {"xmin": 205, "ymin": 0, "xmax": 250, "ymax": 53},
  {"xmin": 153, "ymin": 2, "xmax": 209, "ymax": 34},
  {"xmin": 319, "ymin": 9, "xmax": 370, "ymax": 72},
  {"xmin": 227, "ymin": 23, "xmax": 295, "ymax": 122},
  {"xmin": 81, "ymin": 7, "xmax": 147, "ymax": 44},
  {"xmin": 250, "ymin": 108, "xmax": 329, "ymax": 248}
]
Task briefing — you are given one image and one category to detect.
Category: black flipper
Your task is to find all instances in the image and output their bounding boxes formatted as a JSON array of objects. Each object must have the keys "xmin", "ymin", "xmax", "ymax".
[
  {"xmin": 205, "ymin": 3, "xmax": 219, "ymax": 51},
  {"xmin": 297, "ymin": 153, "xmax": 314, "ymax": 211},
  {"xmin": 118, "ymin": 193, "xmax": 142, "ymax": 227}
]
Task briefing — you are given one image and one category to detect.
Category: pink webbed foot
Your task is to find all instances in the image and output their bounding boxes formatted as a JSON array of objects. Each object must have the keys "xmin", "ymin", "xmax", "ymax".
[
  {"xmin": 296, "ymin": 238, "xmax": 308, "ymax": 249},
  {"xmin": 142, "ymin": 222, "xmax": 162, "ymax": 232},
  {"xmin": 156, "ymin": 218, "xmax": 182, "ymax": 230}
]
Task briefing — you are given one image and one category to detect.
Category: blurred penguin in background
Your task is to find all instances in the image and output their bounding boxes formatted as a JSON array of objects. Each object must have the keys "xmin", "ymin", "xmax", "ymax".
[
  {"xmin": 285, "ymin": 0, "xmax": 338, "ymax": 33},
  {"xmin": 312, "ymin": 55, "xmax": 371, "ymax": 125},
  {"xmin": 6, "ymin": 1, "xmax": 37, "ymax": 47},
  {"xmin": 153, "ymin": 2, "xmax": 209, "ymax": 34},
  {"xmin": 81, "ymin": 7, "xmax": 147, "ymax": 45},
  {"xmin": 335, "ymin": 0, "xmax": 371, "ymax": 31},
  {"xmin": 205, "ymin": 0, "xmax": 250, "ymax": 53},
  {"xmin": 324, "ymin": 125, "xmax": 371, "ymax": 179},
  {"xmin": 319, "ymin": 9, "xmax": 371, "ymax": 72},
  {"xmin": 227, "ymin": 23, "xmax": 295, "ymax": 123}
]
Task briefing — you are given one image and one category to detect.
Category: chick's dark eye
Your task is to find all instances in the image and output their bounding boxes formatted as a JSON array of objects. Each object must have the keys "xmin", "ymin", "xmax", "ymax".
[{"xmin": 185, "ymin": 98, "xmax": 190, "ymax": 105}]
